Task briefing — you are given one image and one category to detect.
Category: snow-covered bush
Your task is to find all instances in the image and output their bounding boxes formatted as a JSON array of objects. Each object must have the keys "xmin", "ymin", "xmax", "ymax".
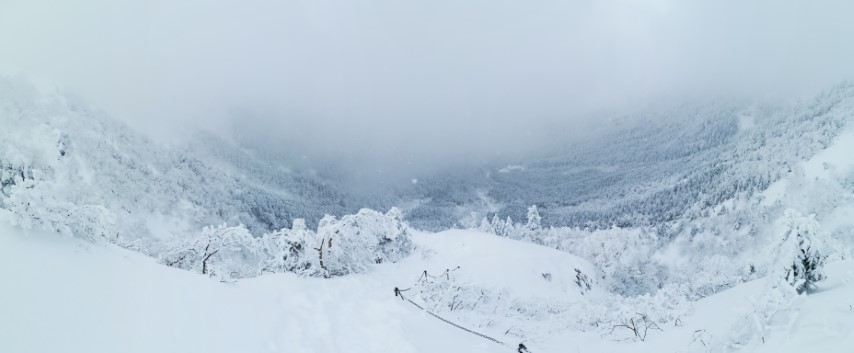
[
  {"xmin": 257, "ymin": 218, "xmax": 314, "ymax": 274},
  {"xmin": 160, "ymin": 224, "xmax": 260, "ymax": 280},
  {"xmin": 684, "ymin": 255, "xmax": 743, "ymax": 299},
  {"xmin": 307, "ymin": 208, "xmax": 413, "ymax": 277},
  {"xmin": 414, "ymin": 271, "xmax": 502, "ymax": 313},
  {"xmin": 406, "ymin": 267, "xmax": 572, "ymax": 338},
  {"xmin": 598, "ymin": 283, "xmax": 694, "ymax": 341},
  {"xmin": 726, "ymin": 285, "xmax": 803, "ymax": 350},
  {"xmin": 162, "ymin": 208, "xmax": 413, "ymax": 279}
]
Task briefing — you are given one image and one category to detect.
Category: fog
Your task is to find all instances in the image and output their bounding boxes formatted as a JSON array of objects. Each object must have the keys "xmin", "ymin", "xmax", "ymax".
[{"xmin": 2, "ymin": 0, "xmax": 854, "ymax": 170}]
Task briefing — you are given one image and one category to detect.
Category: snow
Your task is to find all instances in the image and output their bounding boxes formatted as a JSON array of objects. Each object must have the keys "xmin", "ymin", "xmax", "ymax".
[
  {"xmin": 0, "ymin": 219, "xmax": 279, "ymax": 353},
  {"xmin": 762, "ymin": 124, "xmax": 854, "ymax": 207},
  {"xmin": 4, "ymin": 215, "xmax": 853, "ymax": 353},
  {"xmin": 498, "ymin": 165, "xmax": 525, "ymax": 173},
  {"xmin": 532, "ymin": 261, "xmax": 854, "ymax": 353},
  {"xmin": 803, "ymin": 125, "xmax": 854, "ymax": 181},
  {"xmin": 390, "ymin": 230, "xmax": 598, "ymax": 301},
  {"xmin": 0, "ymin": 221, "xmax": 573, "ymax": 353},
  {"xmin": 737, "ymin": 113, "xmax": 756, "ymax": 131}
]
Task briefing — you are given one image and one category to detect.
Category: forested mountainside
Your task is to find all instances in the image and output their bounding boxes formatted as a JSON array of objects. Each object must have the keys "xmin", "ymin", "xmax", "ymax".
[
  {"xmin": 404, "ymin": 84, "xmax": 854, "ymax": 231},
  {"xmin": 0, "ymin": 77, "xmax": 364, "ymax": 252},
  {"xmin": 2, "ymin": 75, "xmax": 853, "ymax": 247},
  {"xmin": 3, "ymin": 75, "xmax": 854, "ymax": 353}
]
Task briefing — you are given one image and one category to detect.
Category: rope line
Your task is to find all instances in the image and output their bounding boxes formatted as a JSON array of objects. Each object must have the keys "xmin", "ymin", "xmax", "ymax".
[
  {"xmin": 394, "ymin": 287, "xmax": 531, "ymax": 352},
  {"xmin": 405, "ymin": 296, "xmax": 508, "ymax": 346}
]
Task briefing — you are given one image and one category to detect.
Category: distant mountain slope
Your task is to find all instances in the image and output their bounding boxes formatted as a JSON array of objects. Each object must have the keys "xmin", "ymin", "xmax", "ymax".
[
  {"xmin": 404, "ymin": 84, "xmax": 854, "ymax": 230},
  {"xmin": 3, "ymin": 75, "xmax": 853, "ymax": 244},
  {"xmin": 0, "ymin": 77, "xmax": 366, "ymax": 250}
]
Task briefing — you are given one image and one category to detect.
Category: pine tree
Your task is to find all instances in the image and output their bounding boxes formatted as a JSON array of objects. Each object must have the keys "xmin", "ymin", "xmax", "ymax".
[
  {"xmin": 526, "ymin": 205, "xmax": 542, "ymax": 231},
  {"xmin": 776, "ymin": 209, "xmax": 827, "ymax": 294},
  {"xmin": 478, "ymin": 215, "xmax": 496, "ymax": 234},
  {"xmin": 490, "ymin": 214, "xmax": 505, "ymax": 236},
  {"xmin": 504, "ymin": 216, "xmax": 515, "ymax": 238}
]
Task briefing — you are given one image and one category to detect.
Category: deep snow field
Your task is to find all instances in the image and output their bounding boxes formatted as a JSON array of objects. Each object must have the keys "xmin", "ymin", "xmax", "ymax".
[{"xmin": 2, "ymin": 219, "xmax": 852, "ymax": 353}]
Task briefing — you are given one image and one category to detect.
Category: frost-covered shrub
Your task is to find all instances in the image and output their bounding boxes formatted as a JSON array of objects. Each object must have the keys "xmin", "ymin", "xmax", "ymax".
[
  {"xmin": 162, "ymin": 208, "xmax": 413, "ymax": 279},
  {"xmin": 598, "ymin": 283, "xmax": 694, "ymax": 341},
  {"xmin": 160, "ymin": 224, "xmax": 261, "ymax": 280},
  {"xmin": 684, "ymin": 255, "xmax": 742, "ymax": 299},
  {"xmin": 257, "ymin": 219, "xmax": 314, "ymax": 274},
  {"xmin": 415, "ymin": 274, "xmax": 502, "ymax": 313},
  {"xmin": 407, "ymin": 268, "xmax": 569, "ymax": 338},
  {"xmin": 307, "ymin": 208, "xmax": 413, "ymax": 277},
  {"xmin": 473, "ymin": 214, "xmax": 672, "ymax": 296},
  {"xmin": 254, "ymin": 207, "xmax": 413, "ymax": 278},
  {"xmin": 726, "ymin": 285, "xmax": 803, "ymax": 350}
]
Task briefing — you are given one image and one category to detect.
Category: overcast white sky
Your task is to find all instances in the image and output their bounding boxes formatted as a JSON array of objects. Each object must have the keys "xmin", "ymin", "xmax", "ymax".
[{"xmin": 2, "ymin": 0, "xmax": 854, "ymax": 165}]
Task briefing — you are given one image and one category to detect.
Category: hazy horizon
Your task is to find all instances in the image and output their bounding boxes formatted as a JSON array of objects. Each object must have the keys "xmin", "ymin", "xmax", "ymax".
[{"xmin": 3, "ymin": 0, "xmax": 854, "ymax": 170}]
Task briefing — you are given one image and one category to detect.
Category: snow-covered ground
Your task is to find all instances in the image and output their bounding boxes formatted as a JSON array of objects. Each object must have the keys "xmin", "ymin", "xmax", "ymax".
[
  {"xmin": 2, "ymin": 218, "xmax": 852, "ymax": 353},
  {"xmin": 540, "ymin": 261, "xmax": 854, "ymax": 353},
  {"xmin": 0, "ymin": 220, "xmax": 584, "ymax": 353}
]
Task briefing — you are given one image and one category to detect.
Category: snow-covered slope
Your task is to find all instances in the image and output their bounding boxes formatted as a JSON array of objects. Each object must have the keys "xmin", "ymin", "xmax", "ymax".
[
  {"xmin": 538, "ymin": 260, "xmax": 854, "ymax": 353},
  {"xmin": 2, "ymin": 219, "xmax": 852, "ymax": 353},
  {"xmin": 4, "ymin": 76, "xmax": 854, "ymax": 353},
  {"xmin": 0, "ymin": 219, "xmax": 594, "ymax": 353}
]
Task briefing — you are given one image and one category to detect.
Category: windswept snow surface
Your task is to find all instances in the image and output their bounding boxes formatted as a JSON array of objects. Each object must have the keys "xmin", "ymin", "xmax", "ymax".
[{"xmin": 3, "ymin": 218, "xmax": 853, "ymax": 353}]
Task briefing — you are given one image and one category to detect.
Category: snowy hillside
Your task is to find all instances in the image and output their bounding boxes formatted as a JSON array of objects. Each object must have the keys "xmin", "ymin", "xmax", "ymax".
[
  {"xmin": 405, "ymin": 84, "xmax": 854, "ymax": 230},
  {"xmin": 0, "ymin": 220, "xmax": 591, "ymax": 353},
  {"xmin": 5, "ymin": 1, "xmax": 854, "ymax": 351},
  {"xmin": 3, "ymin": 76, "xmax": 854, "ymax": 353},
  {"xmin": 3, "ymin": 219, "xmax": 852, "ymax": 353},
  {"xmin": 0, "ymin": 76, "xmax": 381, "ymax": 250}
]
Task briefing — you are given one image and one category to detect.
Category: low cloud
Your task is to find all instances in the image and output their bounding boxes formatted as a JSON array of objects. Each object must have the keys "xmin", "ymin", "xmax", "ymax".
[{"xmin": 2, "ymin": 0, "xmax": 853, "ymax": 169}]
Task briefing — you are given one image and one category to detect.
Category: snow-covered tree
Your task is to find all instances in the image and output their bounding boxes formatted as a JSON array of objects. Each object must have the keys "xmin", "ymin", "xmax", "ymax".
[
  {"xmin": 489, "ymin": 214, "xmax": 507, "ymax": 236},
  {"xmin": 774, "ymin": 209, "xmax": 827, "ymax": 294},
  {"xmin": 514, "ymin": 205, "xmax": 543, "ymax": 241},
  {"xmin": 379, "ymin": 207, "xmax": 414, "ymax": 263},
  {"xmin": 257, "ymin": 218, "xmax": 314, "ymax": 274},
  {"xmin": 160, "ymin": 224, "xmax": 260, "ymax": 279},
  {"xmin": 526, "ymin": 205, "xmax": 542, "ymax": 231},
  {"xmin": 478, "ymin": 216, "xmax": 495, "ymax": 234},
  {"xmin": 504, "ymin": 216, "xmax": 515, "ymax": 236},
  {"xmin": 295, "ymin": 208, "xmax": 413, "ymax": 277}
]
